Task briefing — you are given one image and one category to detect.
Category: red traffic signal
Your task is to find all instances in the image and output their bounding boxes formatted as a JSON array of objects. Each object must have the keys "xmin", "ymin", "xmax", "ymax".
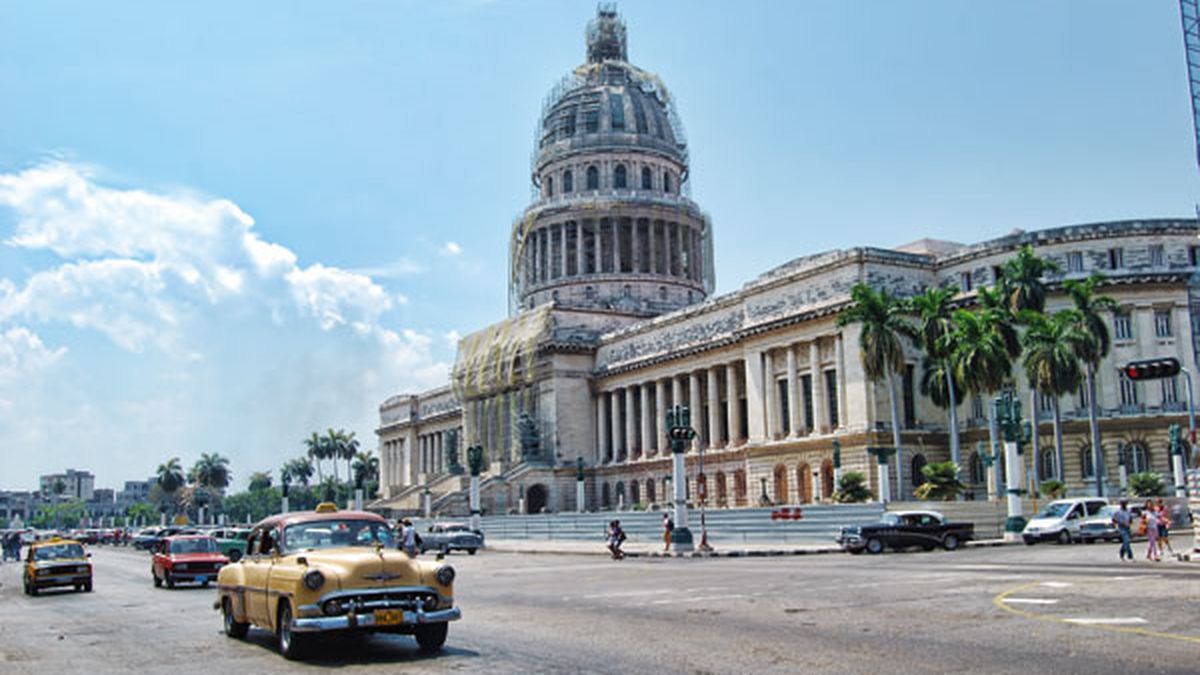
[{"xmin": 1122, "ymin": 357, "xmax": 1181, "ymax": 381}]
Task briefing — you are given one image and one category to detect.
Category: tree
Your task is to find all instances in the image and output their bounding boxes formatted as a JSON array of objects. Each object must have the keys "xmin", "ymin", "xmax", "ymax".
[
  {"xmin": 945, "ymin": 307, "xmax": 1014, "ymax": 495},
  {"xmin": 322, "ymin": 428, "xmax": 345, "ymax": 483},
  {"xmin": 1128, "ymin": 472, "xmax": 1166, "ymax": 498},
  {"xmin": 1021, "ymin": 310, "xmax": 1085, "ymax": 482},
  {"xmin": 290, "ymin": 457, "xmax": 315, "ymax": 486},
  {"xmin": 1001, "ymin": 244, "xmax": 1060, "ymax": 315},
  {"xmin": 248, "ymin": 471, "xmax": 273, "ymax": 492},
  {"xmin": 352, "ymin": 451, "xmax": 379, "ymax": 494},
  {"xmin": 156, "ymin": 458, "xmax": 186, "ymax": 513},
  {"xmin": 831, "ymin": 472, "xmax": 873, "ymax": 503},
  {"xmin": 304, "ymin": 432, "xmax": 327, "ymax": 484},
  {"xmin": 341, "ymin": 430, "xmax": 361, "ymax": 485},
  {"xmin": 51, "ymin": 478, "xmax": 67, "ymax": 500},
  {"xmin": 126, "ymin": 502, "xmax": 158, "ymax": 526},
  {"xmin": 1039, "ymin": 479, "xmax": 1067, "ymax": 499},
  {"xmin": 837, "ymin": 283, "xmax": 912, "ymax": 497},
  {"xmin": 32, "ymin": 499, "xmax": 86, "ymax": 529},
  {"xmin": 1063, "ymin": 274, "xmax": 1117, "ymax": 497},
  {"xmin": 913, "ymin": 461, "xmax": 967, "ymax": 501},
  {"xmin": 192, "ymin": 452, "xmax": 232, "ymax": 492},
  {"xmin": 909, "ymin": 284, "xmax": 963, "ymax": 476}
]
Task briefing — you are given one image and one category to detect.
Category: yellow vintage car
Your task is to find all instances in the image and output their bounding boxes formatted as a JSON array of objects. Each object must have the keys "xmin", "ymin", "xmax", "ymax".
[
  {"xmin": 214, "ymin": 504, "xmax": 460, "ymax": 659},
  {"xmin": 24, "ymin": 537, "xmax": 93, "ymax": 595}
]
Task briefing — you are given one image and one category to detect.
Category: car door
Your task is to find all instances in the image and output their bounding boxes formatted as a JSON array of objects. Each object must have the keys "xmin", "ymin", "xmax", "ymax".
[
  {"xmin": 240, "ymin": 528, "xmax": 275, "ymax": 626},
  {"xmin": 1064, "ymin": 504, "xmax": 1084, "ymax": 536}
]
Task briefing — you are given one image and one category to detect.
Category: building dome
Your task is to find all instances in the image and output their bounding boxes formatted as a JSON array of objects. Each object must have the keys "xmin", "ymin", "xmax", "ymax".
[{"xmin": 510, "ymin": 6, "xmax": 713, "ymax": 317}]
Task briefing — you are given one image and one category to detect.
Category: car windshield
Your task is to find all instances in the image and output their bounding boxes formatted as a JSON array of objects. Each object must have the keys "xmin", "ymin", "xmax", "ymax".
[
  {"xmin": 34, "ymin": 543, "xmax": 85, "ymax": 560},
  {"xmin": 170, "ymin": 538, "xmax": 217, "ymax": 554},
  {"xmin": 879, "ymin": 513, "xmax": 900, "ymax": 526},
  {"xmin": 1037, "ymin": 503, "xmax": 1073, "ymax": 518},
  {"xmin": 1096, "ymin": 506, "xmax": 1119, "ymax": 518},
  {"xmin": 282, "ymin": 519, "xmax": 395, "ymax": 553}
]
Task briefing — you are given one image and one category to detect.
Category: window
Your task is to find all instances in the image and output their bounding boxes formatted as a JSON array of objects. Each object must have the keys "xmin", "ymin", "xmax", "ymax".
[
  {"xmin": 911, "ymin": 453, "xmax": 927, "ymax": 487},
  {"xmin": 1108, "ymin": 248, "xmax": 1124, "ymax": 270},
  {"xmin": 1113, "ymin": 311, "xmax": 1132, "ymax": 340},
  {"xmin": 1079, "ymin": 446, "xmax": 1095, "ymax": 479},
  {"xmin": 631, "ymin": 94, "xmax": 648, "ymax": 133},
  {"xmin": 1077, "ymin": 382, "xmax": 1091, "ymax": 410},
  {"xmin": 1149, "ymin": 245, "xmax": 1165, "ymax": 267},
  {"xmin": 1162, "ymin": 376, "xmax": 1179, "ymax": 405},
  {"xmin": 609, "ymin": 93, "xmax": 625, "ymax": 130},
  {"xmin": 641, "ymin": 166, "xmax": 652, "ymax": 189},
  {"xmin": 971, "ymin": 396, "xmax": 984, "ymax": 421},
  {"xmin": 1038, "ymin": 449, "xmax": 1057, "ymax": 481},
  {"xmin": 663, "ymin": 171, "xmax": 672, "ymax": 194},
  {"xmin": 622, "ymin": 284, "xmax": 631, "ymax": 297},
  {"xmin": 563, "ymin": 170, "xmax": 573, "ymax": 193},
  {"xmin": 585, "ymin": 286, "xmax": 595, "ymax": 300},
  {"xmin": 777, "ymin": 380, "xmax": 790, "ymax": 434},
  {"xmin": 583, "ymin": 108, "xmax": 599, "ymax": 133},
  {"xmin": 1119, "ymin": 375, "xmax": 1139, "ymax": 407},
  {"xmin": 1067, "ymin": 251, "xmax": 1083, "ymax": 273},
  {"xmin": 1154, "ymin": 309, "xmax": 1173, "ymax": 338},
  {"xmin": 545, "ymin": 176, "xmax": 553, "ymax": 198},
  {"xmin": 969, "ymin": 452, "xmax": 985, "ymax": 484},
  {"xmin": 1191, "ymin": 246, "xmax": 1200, "ymax": 266},
  {"xmin": 586, "ymin": 166, "xmax": 599, "ymax": 190},
  {"xmin": 825, "ymin": 370, "xmax": 839, "ymax": 428},
  {"xmin": 902, "ymin": 364, "xmax": 916, "ymax": 429},
  {"xmin": 561, "ymin": 106, "xmax": 577, "ymax": 137},
  {"xmin": 658, "ymin": 286, "xmax": 667, "ymax": 301},
  {"xmin": 959, "ymin": 271, "xmax": 973, "ymax": 292},
  {"xmin": 1124, "ymin": 443, "xmax": 1150, "ymax": 473},
  {"xmin": 801, "ymin": 375, "xmax": 814, "ymax": 430},
  {"xmin": 991, "ymin": 265, "xmax": 1004, "ymax": 283},
  {"xmin": 613, "ymin": 164, "xmax": 627, "ymax": 189},
  {"xmin": 1039, "ymin": 391, "xmax": 1055, "ymax": 414}
]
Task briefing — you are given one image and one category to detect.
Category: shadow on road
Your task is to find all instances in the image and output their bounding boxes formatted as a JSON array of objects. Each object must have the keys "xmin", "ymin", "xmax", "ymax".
[{"xmin": 236, "ymin": 630, "xmax": 481, "ymax": 666}]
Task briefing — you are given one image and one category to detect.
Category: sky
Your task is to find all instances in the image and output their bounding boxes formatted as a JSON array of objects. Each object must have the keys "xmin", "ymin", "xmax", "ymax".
[{"xmin": 1, "ymin": 1, "xmax": 1198, "ymax": 492}]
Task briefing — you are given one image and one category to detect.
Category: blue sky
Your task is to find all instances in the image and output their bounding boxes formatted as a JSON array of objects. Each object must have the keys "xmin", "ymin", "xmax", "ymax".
[{"xmin": 1, "ymin": 1, "xmax": 1196, "ymax": 491}]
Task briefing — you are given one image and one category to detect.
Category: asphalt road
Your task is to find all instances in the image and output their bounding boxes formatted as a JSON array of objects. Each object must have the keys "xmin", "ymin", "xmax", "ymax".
[{"xmin": 1, "ymin": 541, "xmax": 1197, "ymax": 674}]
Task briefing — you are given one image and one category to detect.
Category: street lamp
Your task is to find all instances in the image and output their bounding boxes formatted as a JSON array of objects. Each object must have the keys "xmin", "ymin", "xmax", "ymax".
[{"xmin": 666, "ymin": 405, "xmax": 696, "ymax": 553}]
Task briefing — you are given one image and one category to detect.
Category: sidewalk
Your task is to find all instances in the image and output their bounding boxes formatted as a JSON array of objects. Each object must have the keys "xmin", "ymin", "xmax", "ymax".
[{"xmin": 480, "ymin": 537, "xmax": 1014, "ymax": 558}]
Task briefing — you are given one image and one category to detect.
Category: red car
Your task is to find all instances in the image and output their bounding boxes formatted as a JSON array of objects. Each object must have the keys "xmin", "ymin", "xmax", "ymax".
[{"xmin": 152, "ymin": 535, "xmax": 229, "ymax": 588}]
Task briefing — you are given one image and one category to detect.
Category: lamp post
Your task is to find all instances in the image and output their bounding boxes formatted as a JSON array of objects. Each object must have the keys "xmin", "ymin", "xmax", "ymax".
[
  {"xmin": 831, "ymin": 439, "xmax": 842, "ymax": 491},
  {"xmin": 575, "ymin": 457, "xmax": 586, "ymax": 512},
  {"xmin": 666, "ymin": 405, "xmax": 695, "ymax": 553},
  {"xmin": 1169, "ymin": 424, "xmax": 1189, "ymax": 498},
  {"xmin": 1117, "ymin": 442, "xmax": 1129, "ymax": 495},
  {"xmin": 467, "ymin": 445, "xmax": 486, "ymax": 531},
  {"xmin": 697, "ymin": 435, "xmax": 712, "ymax": 552},
  {"xmin": 995, "ymin": 390, "xmax": 1030, "ymax": 539},
  {"xmin": 867, "ymin": 447, "xmax": 895, "ymax": 504},
  {"xmin": 281, "ymin": 479, "xmax": 290, "ymax": 515}
]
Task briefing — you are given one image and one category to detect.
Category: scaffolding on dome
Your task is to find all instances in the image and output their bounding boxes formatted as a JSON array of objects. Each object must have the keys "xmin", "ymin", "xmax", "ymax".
[{"xmin": 451, "ymin": 303, "xmax": 552, "ymax": 403}]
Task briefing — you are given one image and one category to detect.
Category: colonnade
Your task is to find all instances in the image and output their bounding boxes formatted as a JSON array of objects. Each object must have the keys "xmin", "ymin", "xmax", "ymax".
[{"xmin": 523, "ymin": 217, "xmax": 704, "ymax": 286}]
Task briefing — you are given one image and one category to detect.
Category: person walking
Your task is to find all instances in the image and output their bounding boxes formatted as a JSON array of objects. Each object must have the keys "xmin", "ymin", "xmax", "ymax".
[
  {"xmin": 1111, "ymin": 499, "xmax": 1134, "ymax": 561},
  {"xmin": 662, "ymin": 512, "xmax": 674, "ymax": 552},
  {"xmin": 606, "ymin": 520, "xmax": 626, "ymax": 560},
  {"xmin": 1154, "ymin": 498, "xmax": 1173, "ymax": 556},
  {"xmin": 1141, "ymin": 500, "xmax": 1160, "ymax": 562},
  {"xmin": 400, "ymin": 518, "xmax": 420, "ymax": 557}
]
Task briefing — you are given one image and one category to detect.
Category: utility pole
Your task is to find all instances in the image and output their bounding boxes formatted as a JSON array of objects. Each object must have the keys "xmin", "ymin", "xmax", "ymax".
[{"xmin": 666, "ymin": 405, "xmax": 695, "ymax": 553}]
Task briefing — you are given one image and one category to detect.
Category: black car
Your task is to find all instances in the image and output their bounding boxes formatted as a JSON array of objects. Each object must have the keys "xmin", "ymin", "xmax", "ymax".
[
  {"xmin": 837, "ymin": 511, "xmax": 974, "ymax": 554},
  {"xmin": 132, "ymin": 526, "xmax": 198, "ymax": 551}
]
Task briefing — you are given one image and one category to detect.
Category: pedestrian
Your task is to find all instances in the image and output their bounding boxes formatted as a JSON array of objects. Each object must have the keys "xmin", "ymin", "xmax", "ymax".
[
  {"xmin": 1141, "ymin": 500, "xmax": 1160, "ymax": 562},
  {"xmin": 400, "ymin": 518, "xmax": 420, "ymax": 557},
  {"xmin": 662, "ymin": 512, "xmax": 674, "ymax": 552},
  {"xmin": 607, "ymin": 520, "xmax": 626, "ymax": 560},
  {"xmin": 1155, "ymin": 498, "xmax": 1173, "ymax": 556},
  {"xmin": 1111, "ymin": 499, "xmax": 1134, "ymax": 561}
]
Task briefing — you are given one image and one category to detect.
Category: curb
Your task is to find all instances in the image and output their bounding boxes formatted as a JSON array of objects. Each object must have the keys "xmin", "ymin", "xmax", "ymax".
[{"xmin": 485, "ymin": 537, "xmax": 1017, "ymax": 558}]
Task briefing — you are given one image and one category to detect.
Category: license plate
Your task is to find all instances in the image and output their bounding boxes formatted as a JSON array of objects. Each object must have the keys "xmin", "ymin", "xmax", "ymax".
[{"xmin": 374, "ymin": 609, "xmax": 404, "ymax": 626}]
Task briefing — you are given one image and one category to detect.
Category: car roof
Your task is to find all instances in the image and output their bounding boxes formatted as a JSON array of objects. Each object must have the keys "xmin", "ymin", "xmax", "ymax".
[
  {"xmin": 253, "ymin": 509, "xmax": 386, "ymax": 530},
  {"xmin": 890, "ymin": 511, "xmax": 942, "ymax": 518},
  {"xmin": 31, "ymin": 538, "xmax": 83, "ymax": 548}
]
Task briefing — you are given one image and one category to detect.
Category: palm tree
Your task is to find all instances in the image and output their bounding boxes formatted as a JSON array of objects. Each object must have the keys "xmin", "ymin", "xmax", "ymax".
[
  {"xmin": 352, "ymin": 451, "xmax": 379, "ymax": 491},
  {"xmin": 304, "ymin": 432, "xmax": 326, "ymax": 484},
  {"xmin": 323, "ymin": 428, "xmax": 343, "ymax": 483},
  {"xmin": 908, "ymin": 285, "xmax": 963, "ymax": 476},
  {"xmin": 837, "ymin": 283, "xmax": 912, "ymax": 498},
  {"xmin": 248, "ymin": 471, "xmax": 273, "ymax": 492},
  {"xmin": 1063, "ymin": 273, "xmax": 1118, "ymax": 497},
  {"xmin": 192, "ymin": 452, "xmax": 232, "ymax": 491},
  {"xmin": 1021, "ymin": 310, "xmax": 1085, "ymax": 482},
  {"xmin": 341, "ymin": 430, "xmax": 360, "ymax": 484},
  {"xmin": 1002, "ymin": 244, "xmax": 1060, "ymax": 315},
  {"xmin": 291, "ymin": 457, "xmax": 315, "ymax": 486},
  {"xmin": 156, "ymin": 458, "xmax": 185, "ymax": 513},
  {"xmin": 945, "ymin": 308, "xmax": 1014, "ymax": 496}
]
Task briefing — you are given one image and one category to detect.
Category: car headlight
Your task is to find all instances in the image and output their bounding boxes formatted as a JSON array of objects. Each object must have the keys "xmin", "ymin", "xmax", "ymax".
[
  {"xmin": 322, "ymin": 599, "xmax": 344, "ymax": 616},
  {"xmin": 303, "ymin": 569, "xmax": 325, "ymax": 590},
  {"xmin": 435, "ymin": 565, "xmax": 455, "ymax": 586}
]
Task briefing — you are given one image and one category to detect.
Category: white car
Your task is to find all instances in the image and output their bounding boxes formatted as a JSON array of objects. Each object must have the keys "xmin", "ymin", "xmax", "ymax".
[{"xmin": 1022, "ymin": 498, "xmax": 1108, "ymax": 545}]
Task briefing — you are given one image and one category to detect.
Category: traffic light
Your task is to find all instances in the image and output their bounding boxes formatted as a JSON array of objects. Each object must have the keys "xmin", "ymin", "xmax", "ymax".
[{"xmin": 1121, "ymin": 357, "xmax": 1181, "ymax": 381}]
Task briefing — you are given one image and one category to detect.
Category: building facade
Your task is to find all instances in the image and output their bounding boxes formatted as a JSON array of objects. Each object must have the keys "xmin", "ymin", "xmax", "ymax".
[
  {"xmin": 38, "ymin": 469, "xmax": 95, "ymax": 501},
  {"xmin": 373, "ymin": 9, "xmax": 1200, "ymax": 517}
]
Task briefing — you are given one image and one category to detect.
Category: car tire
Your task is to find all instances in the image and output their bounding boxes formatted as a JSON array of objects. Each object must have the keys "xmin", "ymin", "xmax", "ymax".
[
  {"xmin": 277, "ymin": 602, "xmax": 307, "ymax": 660},
  {"xmin": 467, "ymin": 548, "xmax": 477, "ymax": 556},
  {"xmin": 1023, "ymin": 537, "xmax": 1035, "ymax": 546},
  {"xmin": 943, "ymin": 534, "xmax": 960, "ymax": 551},
  {"xmin": 414, "ymin": 622, "xmax": 449, "ymax": 652},
  {"xmin": 865, "ymin": 538, "xmax": 884, "ymax": 555},
  {"xmin": 1056, "ymin": 530, "xmax": 1072, "ymax": 545},
  {"xmin": 83, "ymin": 581, "xmax": 92, "ymax": 593},
  {"xmin": 1082, "ymin": 537, "xmax": 1094, "ymax": 545},
  {"xmin": 227, "ymin": 549, "xmax": 242, "ymax": 563},
  {"xmin": 166, "ymin": 576, "xmax": 175, "ymax": 589},
  {"xmin": 223, "ymin": 597, "xmax": 249, "ymax": 639},
  {"xmin": 847, "ymin": 547, "xmax": 864, "ymax": 555},
  {"xmin": 29, "ymin": 583, "xmax": 38, "ymax": 597}
]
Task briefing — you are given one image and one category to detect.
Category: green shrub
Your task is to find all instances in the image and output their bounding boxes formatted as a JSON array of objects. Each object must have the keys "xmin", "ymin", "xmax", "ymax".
[
  {"xmin": 1128, "ymin": 471, "xmax": 1166, "ymax": 497},
  {"xmin": 832, "ymin": 471, "xmax": 874, "ymax": 503},
  {"xmin": 1039, "ymin": 479, "xmax": 1066, "ymax": 499},
  {"xmin": 913, "ymin": 461, "xmax": 966, "ymax": 501}
]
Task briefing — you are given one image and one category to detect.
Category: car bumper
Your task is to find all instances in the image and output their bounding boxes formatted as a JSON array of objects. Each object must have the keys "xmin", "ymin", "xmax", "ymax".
[
  {"xmin": 836, "ymin": 535, "xmax": 864, "ymax": 550},
  {"xmin": 170, "ymin": 571, "xmax": 218, "ymax": 583},
  {"xmin": 291, "ymin": 606, "xmax": 462, "ymax": 633},
  {"xmin": 1021, "ymin": 530, "xmax": 1065, "ymax": 543},
  {"xmin": 33, "ymin": 574, "xmax": 90, "ymax": 587}
]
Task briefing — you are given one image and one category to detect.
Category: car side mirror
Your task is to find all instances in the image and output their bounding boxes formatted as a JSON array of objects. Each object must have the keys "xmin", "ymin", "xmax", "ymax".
[{"xmin": 435, "ymin": 552, "xmax": 445, "ymax": 561}]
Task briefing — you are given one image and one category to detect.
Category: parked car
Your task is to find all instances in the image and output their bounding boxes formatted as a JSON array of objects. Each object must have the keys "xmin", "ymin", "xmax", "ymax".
[
  {"xmin": 215, "ymin": 503, "xmax": 461, "ymax": 660},
  {"xmin": 1079, "ymin": 504, "xmax": 1144, "ymax": 543},
  {"xmin": 210, "ymin": 527, "xmax": 252, "ymax": 561},
  {"xmin": 836, "ymin": 511, "xmax": 974, "ymax": 554},
  {"xmin": 134, "ymin": 526, "xmax": 198, "ymax": 551},
  {"xmin": 419, "ymin": 522, "xmax": 484, "ymax": 556},
  {"xmin": 23, "ymin": 537, "xmax": 92, "ymax": 596},
  {"xmin": 152, "ymin": 535, "xmax": 229, "ymax": 588},
  {"xmin": 1022, "ymin": 498, "xmax": 1108, "ymax": 545}
]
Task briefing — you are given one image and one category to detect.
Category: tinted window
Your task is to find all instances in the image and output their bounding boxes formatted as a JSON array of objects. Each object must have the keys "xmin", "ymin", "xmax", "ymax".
[
  {"xmin": 34, "ymin": 543, "xmax": 85, "ymax": 560},
  {"xmin": 170, "ymin": 538, "xmax": 217, "ymax": 554}
]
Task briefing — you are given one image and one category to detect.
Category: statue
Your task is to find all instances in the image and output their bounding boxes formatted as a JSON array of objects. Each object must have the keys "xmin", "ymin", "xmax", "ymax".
[
  {"xmin": 575, "ymin": 456, "xmax": 585, "ymax": 482},
  {"xmin": 467, "ymin": 445, "xmax": 488, "ymax": 477},
  {"xmin": 517, "ymin": 412, "xmax": 542, "ymax": 461},
  {"xmin": 446, "ymin": 429, "xmax": 464, "ymax": 474}
]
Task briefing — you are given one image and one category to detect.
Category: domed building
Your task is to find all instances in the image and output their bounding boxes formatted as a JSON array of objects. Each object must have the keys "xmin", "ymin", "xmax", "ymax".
[{"xmin": 374, "ymin": 7, "xmax": 1200, "ymax": 521}]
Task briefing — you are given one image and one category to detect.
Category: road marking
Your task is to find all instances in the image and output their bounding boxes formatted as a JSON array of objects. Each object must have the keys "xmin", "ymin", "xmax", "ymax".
[
  {"xmin": 580, "ymin": 589, "xmax": 673, "ymax": 599},
  {"xmin": 1039, "ymin": 582, "xmax": 1073, "ymax": 588},
  {"xmin": 1108, "ymin": 575, "xmax": 1160, "ymax": 581},
  {"xmin": 1001, "ymin": 598, "xmax": 1059, "ymax": 605},
  {"xmin": 994, "ymin": 581, "xmax": 1200, "ymax": 645},
  {"xmin": 650, "ymin": 594, "xmax": 742, "ymax": 605},
  {"xmin": 1064, "ymin": 617, "xmax": 1148, "ymax": 625}
]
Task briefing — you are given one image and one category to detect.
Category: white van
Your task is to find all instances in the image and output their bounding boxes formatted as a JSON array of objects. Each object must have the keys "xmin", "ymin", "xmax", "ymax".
[{"xmin": 1021, "ymin": 498, "xmax": 1108, "ymax": 545}]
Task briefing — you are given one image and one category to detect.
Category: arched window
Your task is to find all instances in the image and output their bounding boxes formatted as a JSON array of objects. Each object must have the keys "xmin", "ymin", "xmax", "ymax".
[
  {"xmin": 658, "ymin": 286, "xmax": 668, "ymax": 301},
  {"xmin": 601, "ymin": 482, "xmax": 611, "ymax": 509},
  {"xmin": 734, "ymin": 469, "xmax": 748, "ymax": 506},
  {"xmin": 622, "ymin": 284, "xmax": 631, "ymax": 297},
  {"xmin": 614, "ymin": 164, "xmax": 627, "ymax": 189},
  {"xmin": 563, "ymin": 170, "xmax": 573, "ymax": 193},
  {"xmin": 641, "ymin": 166, "xmax": 652, "ymax": 190},
  {"xmin": 1039, "ymin": 449, "xmax": 1058, "ymax": 481},
  {"xmin": 663, "ymin": 171, "xmax": 672, "ymax": 193},
  {"xmin": 911, "ymin": 453, "xmax": 927, "ymax": 488},
  {"xmin": 646, "ymin": 479, "xmax": 656, "ymax": 504},
  {"xmin": 584, "ymin": 286, "xmax": 595, "ymax": 300},
  {"xmin": 630, "ymin": 480, "xmax": 640, "ymax": 504},
  {"xmin": 1079, "ymin": 445, "xmax": 1095, "ymax": 479},
  {"xmin": 586, "ymin": 166, "xmax": 599, "ymax": 190},
  {"xmin": 615, "ymin": 481, "xmax": 626, "ymax": 507},
  {"xmin": 1124, "ymin": 443, "xmax": 1150, "ymax": 474},
  {"xmin": 969, "ymin": 452, "xmax": 985, "ymax": 484},
  {"xmin": 545, "ymin": 176, "xmax": 553, "ymax": 198},
  {"xmin": 773, "ymin": 463, "xmax": 789, "ymax": 505}
]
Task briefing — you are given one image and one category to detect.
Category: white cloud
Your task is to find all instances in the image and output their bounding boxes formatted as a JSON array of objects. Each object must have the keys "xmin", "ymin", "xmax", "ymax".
[
  {"xmin": 0, "ymin": 326, "xmax": 65, "ymax": 382},
  {"xmin": 440, "ymin": 241, "xmax": 462, "ymax": 256}
]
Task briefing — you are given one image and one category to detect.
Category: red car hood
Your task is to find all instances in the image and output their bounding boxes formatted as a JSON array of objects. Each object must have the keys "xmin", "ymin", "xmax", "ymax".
[{"xmin": 169, "ymin": 552, "xmax": 229, "ymax": 564}]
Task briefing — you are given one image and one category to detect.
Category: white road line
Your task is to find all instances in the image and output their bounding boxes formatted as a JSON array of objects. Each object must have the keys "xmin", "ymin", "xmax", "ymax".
[
  {"xmin": 1039, "ymin": 582, "xmax": 1073, "ymax": 588},
  {"xmin": 1001, "ymin": 598, "xmax": 1059, "ymax": 605},
  {"xmin": 1064, "ymin": 617, "xmax": 1148, "ymax": 625},
  {"xmin": 580, "ymin": 589, "xmax": 674, "ymax": 599},
  {"xmin": 650, "ymin": 594, "xmax": 743, "ymax": 605},
  {"xmin": 1108, "ymin": 575, "xmax": 1161, "ymax": 581}
]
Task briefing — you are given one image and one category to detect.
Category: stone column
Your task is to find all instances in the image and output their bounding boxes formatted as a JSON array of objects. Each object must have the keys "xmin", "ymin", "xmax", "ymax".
[
  {"xmin": 434, "ymin": 431, "xmax": 442, "ymax": 474},
  {"xmin": 764, "ymin": 349, "xmax": 777, "ymax": 439},
  {"xmin": 707, "ymin": 367, "xmax": 721, "ymax": 449},
  {"xmin": 689, "ymin": 371, "xmax": 702, "ymax": 452},
  {"xmin": 672, "ymin": 375, "xmax": 684, "ymax": 418},
  {"xmin": 596, "ymin": 393, "xmax": 609, "ymax": 464},
  {"xmin": 787, "ymin": 344, "xmax": 801, "ymax": 436},
  {"xmin": 640, "ymin": 383, "xmax": 652, "ymax": 460},
  {"xmin": 610, "ymin": 388, "xmax": 624, "ymax": 463},
  {"xmin": 612, "ymin": 219, "xmax": 622, "ymax": 273},
  {"xmin": 649, "ymin": 220, "xmax": 659, "ymax": 275},
  {"xmin": 835, "ymin": 333, "xmax": 847, "ymax": 428},
  {"xmin": 624, "ymin": 386, "xmax": 637, "ymax": 461},
  {"xmin": 631, "ymin": 220, "xmax": 641, "ymax": 273},
  {"xmin": 575, "ymin": 222, "xmax": 584, "ymax": 277},
  {"xmin": 811, "ymin": 341, "xmax": 829, "ymax": 433},
  {"xmin": 593, "ymin": 221, "xmax": 603, "ymax": 273},
  {"xmin": 745, "ymin": 350, "xmax": 766, "ymax": 442},
  {"xmin": 726, "ymin": 362, "xmax": 741, "ymax": 444},
  {"xmin": 655, "ymin": 378, "xmax": 667, "ymax": 456}
]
